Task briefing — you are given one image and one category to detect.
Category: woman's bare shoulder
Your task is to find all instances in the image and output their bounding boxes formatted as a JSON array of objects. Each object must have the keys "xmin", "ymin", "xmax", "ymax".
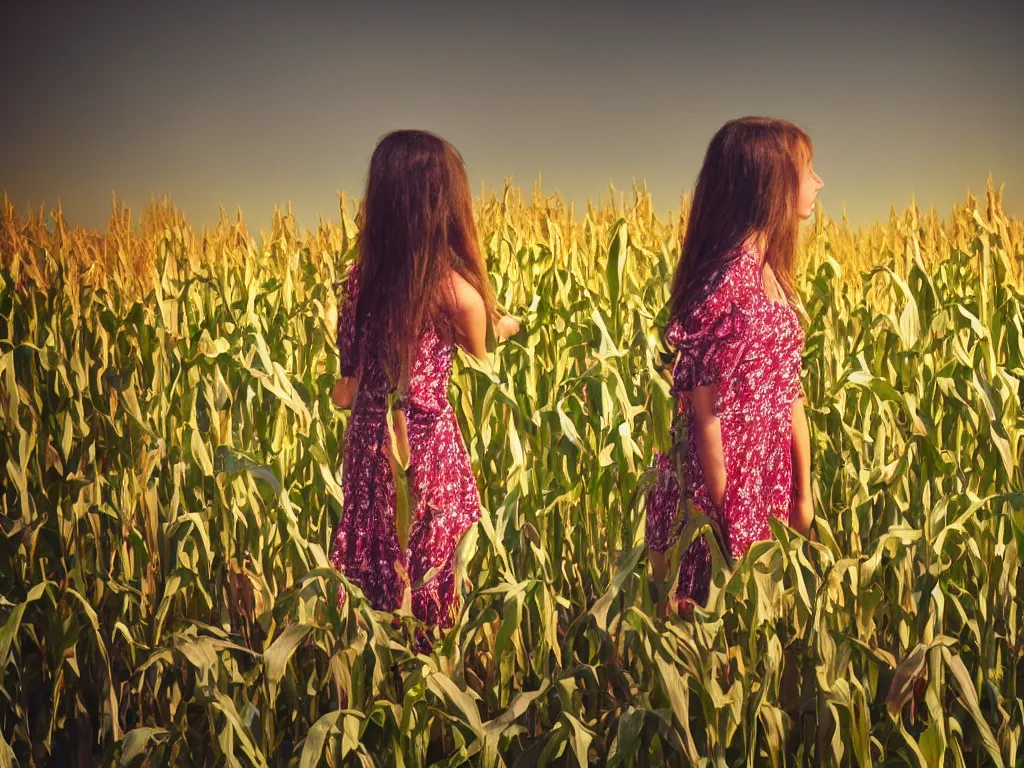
[
  {"xmin": 444, "ymin": 270, "xmax": 485, "ymax": 318},
  {"xmin": 442, "ymin": 270, "xmax": 488, "ymax": 358}
]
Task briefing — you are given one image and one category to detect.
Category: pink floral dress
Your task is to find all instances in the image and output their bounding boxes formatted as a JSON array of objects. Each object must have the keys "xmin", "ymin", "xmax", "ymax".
[
  {"xmin": 329, "ymin": 264, "xmax": 481, "ymax": 628},
  {"xmin": 646, "ymin": 244, "xmax": 805, "ymax": 607}
]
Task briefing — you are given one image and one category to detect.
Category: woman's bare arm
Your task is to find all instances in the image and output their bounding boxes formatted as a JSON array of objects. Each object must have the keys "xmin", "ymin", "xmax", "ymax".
[
  {"xmin": 494, "ymin": 314, "xmax": 521, "ymax": 341},
  {"xmin": 790, "ymin": 396, "xmax": 813, "ymax": 536},
  {"xmin": 690, "ymin": 385, "xmax": 728, "ymax": 511},
  {"xmin": 448, "ymin": 273, "xmax": 489, "ymax": 360},
  {"xmin": 332, "ymin": 376, "xmax": 358, "ymax": 409}
]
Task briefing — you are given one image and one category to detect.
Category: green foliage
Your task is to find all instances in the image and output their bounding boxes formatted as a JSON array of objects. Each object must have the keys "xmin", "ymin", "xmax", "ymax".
[{"xmin": 0, "ymin": 184, "xmax": 1021, "ymax": 766}]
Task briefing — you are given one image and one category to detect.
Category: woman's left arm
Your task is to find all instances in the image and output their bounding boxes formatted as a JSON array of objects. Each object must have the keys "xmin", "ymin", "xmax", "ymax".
[
  {"xmin": 332, "ymin": 262, "xmax": 361, "ymax": 409},
  {"xmin": 790, "ymin": 394, "xmax": 814, "ymax": 537},
  {"xmin": 449, "ymin": 274, "xmax": 489, "ymax": 360},
  {"xmin": 494, "ymin": 314, "xmax": 521, "ymax": 341}
]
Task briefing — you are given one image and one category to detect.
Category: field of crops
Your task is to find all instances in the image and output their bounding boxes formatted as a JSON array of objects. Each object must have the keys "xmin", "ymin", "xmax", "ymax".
[{"xmin": 1, "ymin": 183, "xmax": 1022, "ymax": 766}]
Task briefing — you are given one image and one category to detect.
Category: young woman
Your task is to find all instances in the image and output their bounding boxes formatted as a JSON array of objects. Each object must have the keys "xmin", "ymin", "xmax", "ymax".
[
  {"xmin": 329, "ymin": 130, "xmax": 519, "ymax": 629},
  {"xmin": 646, "ymin": 116, "xmax": 822, "ymax": 615}
]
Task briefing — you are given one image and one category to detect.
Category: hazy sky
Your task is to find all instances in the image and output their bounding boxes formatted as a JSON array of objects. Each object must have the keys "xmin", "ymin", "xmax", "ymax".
[{"xmin": 2, "ymin": 0, "xmax": 1022, "ymax": 231}]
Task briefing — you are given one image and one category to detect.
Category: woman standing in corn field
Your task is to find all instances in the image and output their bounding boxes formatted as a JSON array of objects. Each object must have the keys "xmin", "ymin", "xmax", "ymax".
[
  {"xmin": 329, "ymin": 130, "xmax": 519, "ymax": 629},
  {"xmin": 646, "ymin": 117, "xmax": 822, "ymax": 615}
]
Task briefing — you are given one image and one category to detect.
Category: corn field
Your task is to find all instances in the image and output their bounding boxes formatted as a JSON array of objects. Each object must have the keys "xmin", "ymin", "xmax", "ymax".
[{"xmin": 0, "ymin": 182, "xmax": 1022, "ymax": 766}]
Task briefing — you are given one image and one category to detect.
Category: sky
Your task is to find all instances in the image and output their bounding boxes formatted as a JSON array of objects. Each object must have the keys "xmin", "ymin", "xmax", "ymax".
[{"xmin": 1, "ymin": 0, "xmax": 1022, "ymax": 231}]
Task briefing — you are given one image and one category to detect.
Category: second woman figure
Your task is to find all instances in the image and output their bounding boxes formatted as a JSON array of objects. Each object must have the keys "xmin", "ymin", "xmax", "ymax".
[
  {"xmin": 647, "ymin": 116, "xmax": 822, "ymax": 614},
  {"xmin": 330, "ymin": 130, "xmax": 517, "ymax": 629}
]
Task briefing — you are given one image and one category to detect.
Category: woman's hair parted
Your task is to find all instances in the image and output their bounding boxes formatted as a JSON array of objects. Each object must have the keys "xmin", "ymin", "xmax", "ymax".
[
  {"xmin": 668, "ymin": 116, "xmax": 812, "ymax": 322},
  {"xmin": 353, "ymin": 129, "xmax": 496, "ymax": 383}
]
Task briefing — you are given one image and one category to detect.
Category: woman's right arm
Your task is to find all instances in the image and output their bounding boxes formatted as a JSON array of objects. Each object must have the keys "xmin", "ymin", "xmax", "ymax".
[
  {"xmin": 672, "ymin": 269, "xmax": 753, "ymax": 513},
  {"xmin": 690, "ymin": 385, "xmax": 728, "ymax": 510}
]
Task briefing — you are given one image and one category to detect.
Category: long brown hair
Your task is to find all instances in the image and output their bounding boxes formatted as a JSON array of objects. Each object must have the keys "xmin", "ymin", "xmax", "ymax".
[
  {"xmin": 668, "ymin": 117, "xmax": 811, "ymax": 321},
  {"xmin": 354, "ymin": 129, "xmax": 496, "ymax": 383}
]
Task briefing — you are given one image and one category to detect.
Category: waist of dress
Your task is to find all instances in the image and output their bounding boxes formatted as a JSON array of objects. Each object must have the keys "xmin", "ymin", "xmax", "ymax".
[
  {"xmin": 677, "ymin": 397, "xmax": 790, "ymax": 430},
  {"xmin": 351, "ymin": 394, "xmax": 447, "ymax": 420},
  {"xmin": 403, "ymin": 400, "xmax": 447, "ymax": 428},
  {"xmin": 351, "ymin": 393, "xmax": 389, "ymax": 415}
]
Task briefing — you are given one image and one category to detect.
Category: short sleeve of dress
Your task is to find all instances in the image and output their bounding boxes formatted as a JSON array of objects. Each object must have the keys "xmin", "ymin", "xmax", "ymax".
[
  {"xmin": 337, "ymin": 262, "xmax": 361, "ymax": 377},
  {"xmin": 666, "ymin": 287, "xmax": 750, "ymax": 395}
]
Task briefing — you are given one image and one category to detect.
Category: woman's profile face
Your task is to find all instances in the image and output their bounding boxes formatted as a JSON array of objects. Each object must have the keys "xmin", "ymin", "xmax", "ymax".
[{"xmin": 797, "ymin": 154, "xmax": 824, "ymax": 220}]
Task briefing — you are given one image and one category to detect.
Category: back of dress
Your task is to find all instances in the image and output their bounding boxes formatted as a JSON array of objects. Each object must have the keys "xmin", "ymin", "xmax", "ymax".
[
  {"xmin": 335, "ymin": 263, "xmax": 456, "ymax": 412},
  {"xmin": 330, "ymin": 263, "xmax": 481, "ymax": 628}
]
